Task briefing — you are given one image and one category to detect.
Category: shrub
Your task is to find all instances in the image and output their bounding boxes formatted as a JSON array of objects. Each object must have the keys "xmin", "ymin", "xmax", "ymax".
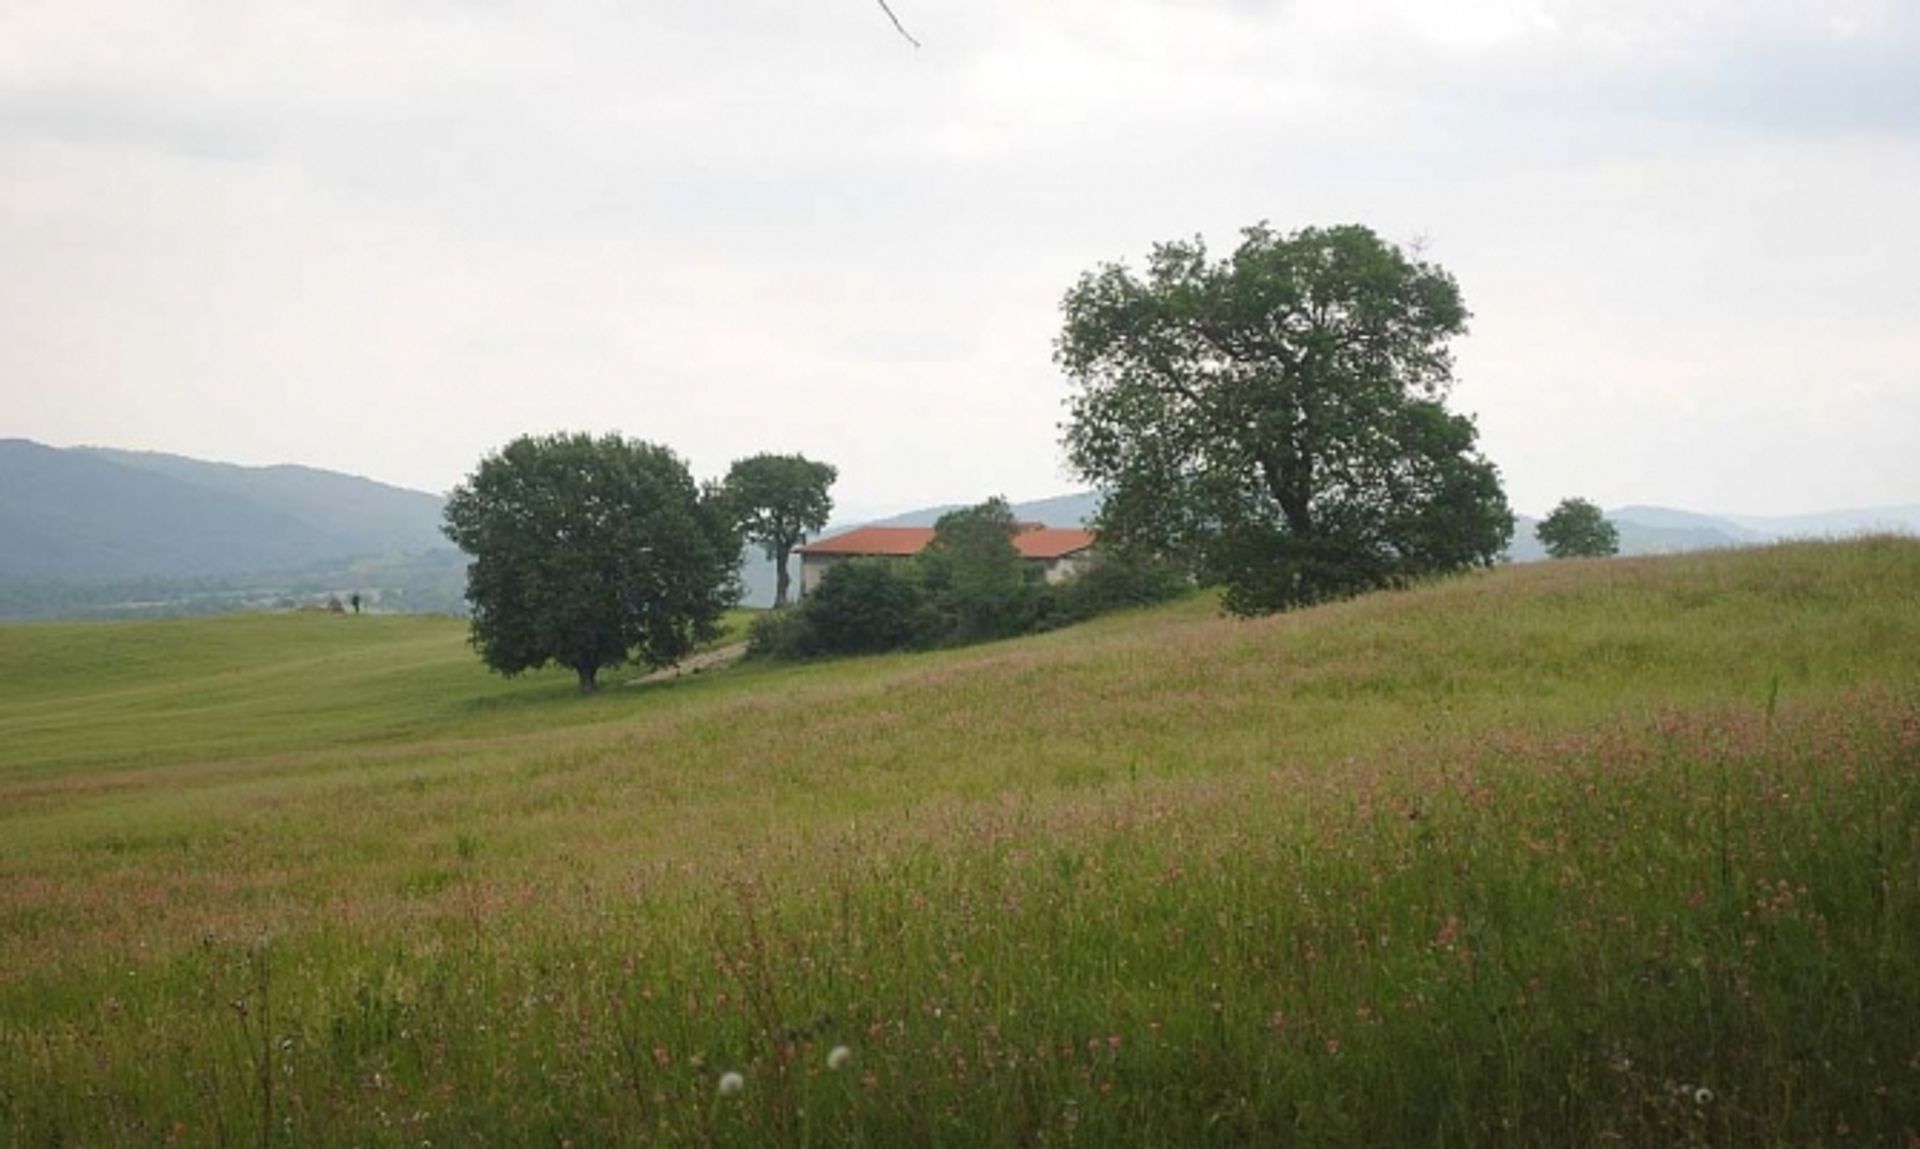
[
  {"xmin": 744, "ymin": 608, "xmax": 817, "ymax": 660},
  {"xmin": 799, "ymin": 560, "xmax": 932, "ymax": 655},
  {"xmin": 1053, "ymin": 551, "xmax": 1192, "ymax": 623}
]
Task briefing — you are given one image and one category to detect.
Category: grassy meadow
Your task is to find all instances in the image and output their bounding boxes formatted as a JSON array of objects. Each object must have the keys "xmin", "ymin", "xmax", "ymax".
[{"xmin": 2, "ymin": 541, "xmax": 1917, "ymax": 1146}]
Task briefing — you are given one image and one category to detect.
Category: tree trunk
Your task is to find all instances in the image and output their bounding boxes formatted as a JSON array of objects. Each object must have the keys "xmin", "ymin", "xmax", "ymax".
[
  {"xmin": 1258, "ymin": 451, "xmax": 1314, "ymax": 537},
  {"xmin": 774, "ymin": 546, "xmax": 792, "ymax": 608},
  {"xmin": 577, "ymin": 666, "xmax": 598, "ymax": 694}
]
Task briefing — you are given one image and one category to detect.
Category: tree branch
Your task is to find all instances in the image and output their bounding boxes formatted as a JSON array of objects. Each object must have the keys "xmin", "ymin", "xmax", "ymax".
[{"xmin": 876, "ymin": 0, "xmax": 921, "ymax": 47}]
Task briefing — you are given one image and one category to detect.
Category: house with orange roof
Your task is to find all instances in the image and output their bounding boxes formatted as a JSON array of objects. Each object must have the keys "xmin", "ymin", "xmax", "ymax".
[{"xmin": 794, "ymin": 523, "xmax": 1097, "ymax": 597}]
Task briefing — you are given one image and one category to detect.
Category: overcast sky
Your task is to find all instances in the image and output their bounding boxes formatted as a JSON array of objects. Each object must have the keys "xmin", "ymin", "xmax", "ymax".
[{"xmin": 3, "ymin": 0, "xmax": 1916, "ymax": 520}]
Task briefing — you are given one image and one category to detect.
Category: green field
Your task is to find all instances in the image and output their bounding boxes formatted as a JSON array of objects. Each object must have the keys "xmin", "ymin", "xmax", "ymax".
[{"xmin": 3, "ymin": 542, "xmax": 1917, "ymax": 1146}]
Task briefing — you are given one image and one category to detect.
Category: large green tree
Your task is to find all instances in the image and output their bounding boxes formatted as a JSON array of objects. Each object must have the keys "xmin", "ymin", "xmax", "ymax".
[
  {"xmin": 443, "ymin": 433, "xmax": 739, "ymax": 693},
  {"xmin": 1536, "ymin": 497, "xmax": 1620, "ymax": 559},
  {"xmin": 1058, "ymin": 222, "xmax": 1513, "ymax": 614},
  {"xmin": 722, "ymin": 453, "xmax": 837, "ymax": 608}
]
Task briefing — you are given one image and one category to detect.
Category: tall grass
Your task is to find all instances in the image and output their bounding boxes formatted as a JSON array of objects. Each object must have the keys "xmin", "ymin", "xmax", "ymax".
[{"xmin": 2, "ymin": 541, "xmax": 1917, "ymax": 1145}]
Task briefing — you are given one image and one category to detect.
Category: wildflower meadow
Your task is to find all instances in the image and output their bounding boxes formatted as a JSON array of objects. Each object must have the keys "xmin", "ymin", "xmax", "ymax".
[{"xmin": 2, "ymin": 540, "xmax": 1917, "ymax": 1145}]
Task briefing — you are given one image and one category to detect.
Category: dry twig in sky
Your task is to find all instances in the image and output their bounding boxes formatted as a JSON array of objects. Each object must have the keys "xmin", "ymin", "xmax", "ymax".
[{"xmin": 877, "ymin": 0, "xmax": 920, "ymax": 47}]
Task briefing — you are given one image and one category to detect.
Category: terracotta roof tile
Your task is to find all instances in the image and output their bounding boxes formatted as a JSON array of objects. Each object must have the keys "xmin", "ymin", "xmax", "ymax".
[
  {"xmin": 1013, "ymin": 528, "xmax": 1097, "ymax": 559},
  {"xmin": 796, "ymin": 525, "xmax": 1096, "ymax": 560},
  {"xmin": 795, "ymin": 527, "xmax": 934, "ymax": 557}
]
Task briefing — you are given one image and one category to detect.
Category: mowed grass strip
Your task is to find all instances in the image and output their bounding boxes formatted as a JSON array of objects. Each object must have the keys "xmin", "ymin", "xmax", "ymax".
[
  {"xmin": 1, "ymin": 540, "xmax": 1917, "ymax": 1145},
  {"xmin": 0, "ymin": 607, "xmax": 763, "ymax": 779}
]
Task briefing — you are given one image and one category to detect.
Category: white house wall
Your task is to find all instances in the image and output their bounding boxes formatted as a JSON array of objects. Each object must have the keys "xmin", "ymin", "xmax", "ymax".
[{"xmin": 799, "ymin": 548, "xmax": 1097, "ymax": 597}]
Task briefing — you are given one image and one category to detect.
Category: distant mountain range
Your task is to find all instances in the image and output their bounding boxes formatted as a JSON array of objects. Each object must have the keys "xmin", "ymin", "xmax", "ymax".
[
  {"xmin": 0, "ymin": 440, "xmax": 460, "ymax": 618},
  {"xmin": 0, "ymin": 439, "xmax": 447, "ymax": 580},
  {"xmin": 3, "ymin": 440, "xmax": 1914, "ymax": 617}
]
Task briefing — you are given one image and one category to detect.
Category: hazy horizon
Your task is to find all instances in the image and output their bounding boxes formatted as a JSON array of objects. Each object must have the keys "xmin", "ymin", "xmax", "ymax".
[{"xmin": 12, "ymin": 434, "xmax": 1920, "ymax": 530}]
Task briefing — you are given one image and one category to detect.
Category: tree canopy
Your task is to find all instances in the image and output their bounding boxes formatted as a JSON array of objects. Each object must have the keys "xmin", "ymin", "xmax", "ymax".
[
  {"xmin": 1536, "ymin": 497, "xmax": 1620, "ymax": 559},
  {"xmin": 1057, "ymin": 222, "xmax": 1513, "ymax": 614},
  {"xmin": 919, "ymin": 498, "xmax": 1047, "ymax": 643},
  {"xmin": 722, "ymin": 453, "xmax": 837, "ymax": 608},
  {"xmin": 442, "ymin": 433, "xmax": 739, "ymax": 692}
]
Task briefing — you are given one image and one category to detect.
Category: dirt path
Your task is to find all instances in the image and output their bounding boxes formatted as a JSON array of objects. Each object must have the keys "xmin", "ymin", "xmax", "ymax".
[{"xmin": 624, "ymin": 642, "xmax": 748, "ymax": 686}]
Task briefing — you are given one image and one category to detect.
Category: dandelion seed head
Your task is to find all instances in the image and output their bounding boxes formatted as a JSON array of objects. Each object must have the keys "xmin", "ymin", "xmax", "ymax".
[
  {"xmin": 827, "ymin": 1045, "xmax": 853, "ymax": 1070},
  {"xmin": 717, "ymin": 1071, "xmax": 744, "ymax": 1096}
]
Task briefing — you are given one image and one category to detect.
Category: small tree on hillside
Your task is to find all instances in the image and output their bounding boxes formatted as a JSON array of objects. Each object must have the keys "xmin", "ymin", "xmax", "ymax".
[
  {"xmin": 443, "ymin": 433, "xmax": 739, "ymax": 693},
  {"xmin": 722, "ymin": 453, "xmax": 837, "ymax": 608},
  {"xmin": 1536, "ymin": 497, "xmax": 1620, "ymax": 559},
  {"xmin": 919, "ymin": 498, "xmax": 1046, "ymax": 643}
]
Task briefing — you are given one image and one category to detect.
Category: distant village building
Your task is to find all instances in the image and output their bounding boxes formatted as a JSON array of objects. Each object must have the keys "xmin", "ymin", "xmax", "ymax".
[{"xmin": 794, "ymin": 524, "xmax": 1097, "ymax": 597}]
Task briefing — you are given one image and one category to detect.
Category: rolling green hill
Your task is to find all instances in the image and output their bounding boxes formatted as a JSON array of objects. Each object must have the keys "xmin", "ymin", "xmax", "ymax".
[{"xmin": 2, "ymin": 541, "xmax": 1917, "ymax": 1145}]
